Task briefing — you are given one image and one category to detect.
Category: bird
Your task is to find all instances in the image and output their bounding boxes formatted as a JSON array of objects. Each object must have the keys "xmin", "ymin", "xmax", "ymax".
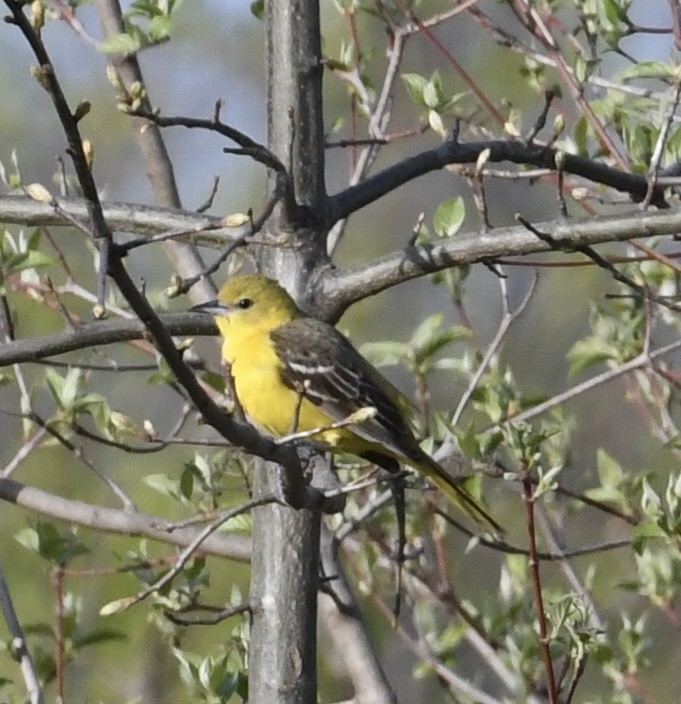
[{"xmin": 192, "ymin": 274, "xmax": 500, "ymax": 532}]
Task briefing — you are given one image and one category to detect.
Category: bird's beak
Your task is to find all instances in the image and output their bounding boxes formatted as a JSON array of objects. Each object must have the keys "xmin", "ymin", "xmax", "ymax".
[{"xmin": 190, "ymin": 300, "xmax": 230, "ymax": 316}]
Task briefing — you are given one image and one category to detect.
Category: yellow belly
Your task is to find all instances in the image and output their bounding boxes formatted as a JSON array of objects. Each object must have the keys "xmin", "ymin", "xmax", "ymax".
[
  {"xmin": 222, "ymin": 328, "xmax": 382, "ymax": 460},
  {"xmin": 227, "ymin": 336, "xmax": 341, "ymax": 443}
]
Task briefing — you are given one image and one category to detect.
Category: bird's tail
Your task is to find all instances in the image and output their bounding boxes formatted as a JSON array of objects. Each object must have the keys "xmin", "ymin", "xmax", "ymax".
[{"xmin": 416, "ymin": 452, "xmax": 502, "ymax": 534}]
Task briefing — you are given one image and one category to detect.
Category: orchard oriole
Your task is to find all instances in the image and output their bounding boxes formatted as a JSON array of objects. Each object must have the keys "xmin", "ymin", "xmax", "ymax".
[{"xmin": 193, "ymin": 274, "xmax": 500, "ymax": 532}]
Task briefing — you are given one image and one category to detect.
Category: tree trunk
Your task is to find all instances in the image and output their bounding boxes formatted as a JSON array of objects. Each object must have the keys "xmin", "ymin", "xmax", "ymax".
[{"xmin": 248, "ymin": 1, "xmax": 327, "ymax": 702}]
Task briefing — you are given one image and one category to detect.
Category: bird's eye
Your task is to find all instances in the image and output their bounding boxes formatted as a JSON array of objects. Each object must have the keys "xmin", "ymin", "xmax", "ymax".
[{"xmin": 237, "ymin": 298, "xmax": 254, "ymax": 309}]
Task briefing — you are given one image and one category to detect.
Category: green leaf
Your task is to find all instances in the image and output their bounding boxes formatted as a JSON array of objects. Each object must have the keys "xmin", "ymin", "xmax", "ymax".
[
  {"xmin": 250, "ymin": 0, "xmax": 264, "ymax": 19},
  {"xmin": 535, "ymin": 464, "xmax": 563, "ymax": 498},
  {"xmin": 220, "ymin": 513, "xmax": 252, "ymax": 534},
  {"xmin": 413, "ymin": 328, "xmax": 469, "ymax": 368},
  {"xmin": 623, "ymin": 122, "xmax": 655, "ymax": 169},
  {"xmin": 149, "ymin": 14, "xmax": 173, "ymax": 41},
  {"xmin": 6, "ymin": 249, "xmax": 55, "ymax": 274},
  {"xmin": 44, "ymin": 367, "xmax": 66, "ymax": 408},
  {"xmin": 148, "ymin": 357, "xmax": 175, "ymax": 386},
  {"xmin": 632, "ymin": 522, "xmax": 666, "ymax": 554},
  {"xmin": 640, "ymin": 478, "xmax": 662, "ymax": 516},
  {"xmin": 410, "ymin": 313, "xmax": 446, "ymax": 349},
  {"xmin": 16, "ymin": 522, "xmax": 88, "ymax": 565},
  {"xmin": 23, "ymin": 623, "xmax": 54, "ymax": 637},
  {"xmin": 423, "ymin": 80, "xmax": 439, "ymax": 109},
  {"xmin": 620, "ymin": 61, "xmax": 677, "ymax": 82},
  {"xmin": 99, "ymin": 31, "xmax": 144, "ymax": 54},
  {"xmin": 144, "ymin": 473, "xmax": 183, "ymax": 500},
  {"xmin": 433, "ymin": 197, "xmax": 465, "ymax": 238},
  {"xmin": 596, "ymin": 448, "xmax": 624, "ymax": 490},
  {"xmin": 15, "ymin": 527, "xmax": 40, "ymax": 553},
  {"xmin": 601, "ymin": 0, "xmax": 630, "ymax": 25},
  {"xmin": 455, "ymin": 423, "xmax": 482, "ymax": 461},
  {"xmin": 62, "ymin": 367, "xmax": 82, "ymax": 408},
  {"xmin": 200, "ymin": 369, "xmax": 226, "ymax": 393},
  {"xmin": 428, "ymin": 109, "xmax": 446, "ymax": 137},
  {"xmin": 73, "ymin": 629, "xmax": 126, "ymax": 648},
  {"xmin": 567, "ymin": 336, "xmax": 616, "ymax": 376},
  {"xmin": 402, "ymin": 73, "xmax": 427, "ymax": 106},
  {"xmin": 360, "ymin": 341, "xmax": 408, "ymax": 367},
  {"xmin": 574, "ymin": 116, "xmax": 590, "ymax": 157},
  {"xmin": 180, "ymin": 465, "xmax": 195, "ymax": 500}
]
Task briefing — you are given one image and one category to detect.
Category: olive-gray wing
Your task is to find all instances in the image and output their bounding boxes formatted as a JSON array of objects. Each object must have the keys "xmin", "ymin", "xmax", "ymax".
[{"xmin": 270, "ymin": 317, "xmax": 416, "ymax": 456}]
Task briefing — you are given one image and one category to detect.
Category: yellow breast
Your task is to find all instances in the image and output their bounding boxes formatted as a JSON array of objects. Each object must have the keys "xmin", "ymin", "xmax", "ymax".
[{"xmin": 224, "ymin": 330, "xmax": 337, "ymax": 440}]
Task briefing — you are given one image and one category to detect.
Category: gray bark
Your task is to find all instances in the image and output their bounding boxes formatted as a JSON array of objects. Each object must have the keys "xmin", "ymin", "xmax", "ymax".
[{"xmin": 248, "ymin": 1, "xmax": 327, "ymax": 702}]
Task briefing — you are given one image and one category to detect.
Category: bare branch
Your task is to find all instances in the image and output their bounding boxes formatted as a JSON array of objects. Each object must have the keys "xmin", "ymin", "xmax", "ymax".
[
  {"xmin": 0, "ymin": 195, "xmax": 248, "ymax": 248},
  {"xmin": 0, "ymin": 477, "xmax": 252, "ymax": 561},
  {"xmin": 327, "ymin": 136, "xmax": 667, "ymax": 227},
  {"xmin": 0, "ymin": 312, "xmax": 215, "ymax": 366},
  {"xmin": 0, "ymin": 563, "xmax": 45, "ymax": 704},
  {"xmin": 318, "ymin": 525, "xmax": 397, "ymax": 704},
  {"xmin": 323, "ymin": 209, "xmax": 681, "ymax": 319}
]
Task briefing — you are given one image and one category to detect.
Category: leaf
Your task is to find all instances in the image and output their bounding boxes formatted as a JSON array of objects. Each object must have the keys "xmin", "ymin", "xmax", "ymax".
[
  {"xmin": 640, "ymin": 478, "xmax": 662, "ymax": 516},
  {"xmin": 250, "ymin": 0, "xmax": 264, "ymax": 19},
  {"xmin": 61, "ymin": 367, "xmax": 82, "ymax": 409},
  {"xmin": 73, "ymin": 629, "xmax": 126, "ymax": 647},
  {"xmin": 632, "ymin": 522, "xmax": 666, "ymax": 554},
  {"xmin": 428, "ymin": 109, "xmax": 446, "ymax": 138},
  {"xmin": 149, "ymin": 14, "xmax": 172, "ymax": 41},
  {"xmin": 220, "ymin": 513, "xmax": 252, "ymax": 534},
  {"xmin": 201, "ymin": 370, "xmax": 227, "ymax": 393},
  {"xmin": 100, "ymin": 597, "xmax": 136, "ymax": 616},
  {"xmin": 98, "ymin": 31, "xmax": 144, "ymax": 55},
  {"xmin": 402, "ymin": 73, "xmax": 427, "ymax": 106},
  {"xmin": 413, "ymin": 328, "xmax": 469, "ymax": 368},
  {"xmin": 600, "ymin": 0, "xmax": 629, "ymax": 25},
  {"xmin": 144, "ymin": 473, "xmax": 183, "ymax": 500},
  {"xmin": 180, "ymin": 465, "xmax": 195, "ymax": 499},
  {"xmin": 433, "ymin": 197, "xmax": 465, "ymax": 238},
  {"xmin": 6, "ymin": 249, "xmax": 56, "ymax": 274},
  {"xmin": 224, "ymin": 212, "xmax": 250, "ymax": 227},
  {"xmin": 620, "ymin": 61, "xmax": 676, "ymax": 82},
  {"xmin": 574, "ymin": 115, "xmax": 590, "ymax": 157},
  {"xmin": 410, "ymin": 313, "xmax": 446, "ymax": 348},
  {"xmin": 15, "ymin": 527, "xmax": 40, "ymax": 553},
  {"xmin": 423, "ymin": 80, "xmax": 440, "ymax": 109},
  {"xmin": 16, "ymin": 522, "xmax": 88, "ymax": 565},
  {"xmin": 44, "ymin": 368, "xmax": 66, "ymax": 407},
  {"xmin": 24, "ymin": 182, "xmax": 53, "ymax": 203},
  {"xmin": 567, "ymin": 336, "xmax": 616, "ymax": 376},
  {"xmin": 360, "ymin": 340, "xmax": 408, "ymax": 367},
  {"xmin": 596, "ymin": 448, "xmax": 624, "ymax": 490},
  {"xmin": 535, "ymin": 464, "xmax": 563, "ymax": 498}
]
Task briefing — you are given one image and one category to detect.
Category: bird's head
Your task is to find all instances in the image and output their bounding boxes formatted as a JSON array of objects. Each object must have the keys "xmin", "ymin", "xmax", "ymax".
[{"xmin": 191, "ymin": 274, "xmax": 299, "ymax": 336}]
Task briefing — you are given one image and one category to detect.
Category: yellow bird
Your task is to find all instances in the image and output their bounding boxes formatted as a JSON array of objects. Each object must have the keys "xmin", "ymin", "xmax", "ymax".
[{"xmin": 193, "ymin": 274, "xmax": 500, "ymax": 532}]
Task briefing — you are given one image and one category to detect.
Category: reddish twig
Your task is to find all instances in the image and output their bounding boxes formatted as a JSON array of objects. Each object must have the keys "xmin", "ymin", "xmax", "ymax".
[{"xmin": 521, "ymin": 462, "xmax": 558, "ymax": 704}]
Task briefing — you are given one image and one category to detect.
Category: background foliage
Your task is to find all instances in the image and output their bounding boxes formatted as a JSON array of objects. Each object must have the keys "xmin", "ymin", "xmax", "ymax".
[{"xmin": 2, "ymin": 1, "xmax": 681, "ymax": 703}]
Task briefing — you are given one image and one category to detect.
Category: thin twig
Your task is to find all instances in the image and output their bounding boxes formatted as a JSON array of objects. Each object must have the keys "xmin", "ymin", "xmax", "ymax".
[
  {"xmin": 1, "ymin": 428, "xmax": 48, "ymax": 478},
  {"xmin": 119, "ymin": 496, "xmax": 279, "ymax": 611},
  {"xmin": 504, "ymin": 339, "xmax": 681, "ymax": 426},
  {"xmin": 27, "ymin": 411, "xmax": 136, "ymax": 509},
  {"xmin": 165, "ymin": 600, "xmax": 253, "ymax": 626},
  {"xmin": 643, "ymin": 76, "xmax": 681, "ymax": 208},
  {"xmin": 52, "ymin": 568, "xmax": 65, "ymax": 700},
  {"xmin": 521, "ymin": 463, "xmax": 558, "ymax": 704},
  {"xmin": 452, "ymin": 270, "xmax": 538, "ymax": 426},
  {"xmin": 0, "ymin": 562, "xmax": 45, "ymax": 704},
  {"xmin": 517, "ymin": 214, "xmax": 681, "ymax": 312}
]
